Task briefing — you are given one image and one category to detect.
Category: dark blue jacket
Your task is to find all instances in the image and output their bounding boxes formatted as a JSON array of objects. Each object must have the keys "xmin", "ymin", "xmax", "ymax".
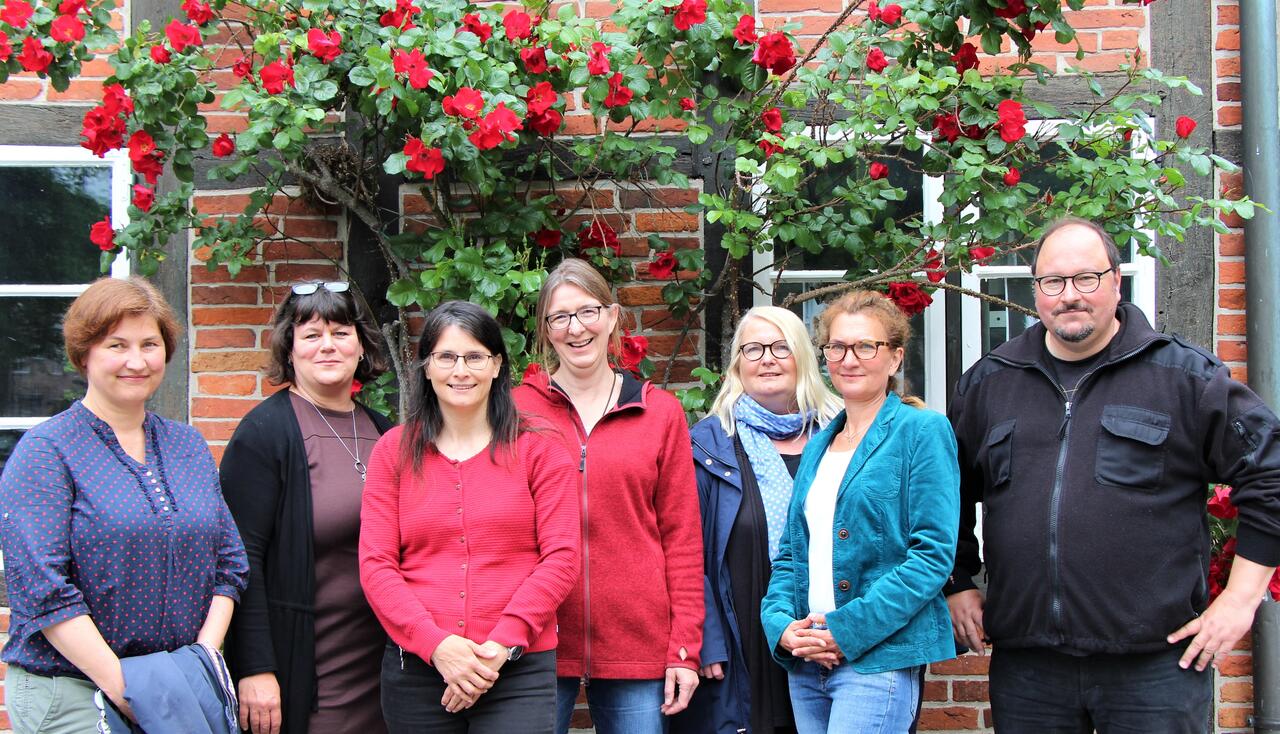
[
  {"xmin": 95, "ymin": 643, "xmax": 239, "ymax": 734},
  {"xmin": 671, "ymin": 416, "xmax": 751, "ymax": 734}
]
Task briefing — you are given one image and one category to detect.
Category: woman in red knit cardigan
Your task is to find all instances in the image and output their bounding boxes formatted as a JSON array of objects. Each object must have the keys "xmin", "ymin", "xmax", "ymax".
[{"xmin": 359, "ymin": 301, "xmax": 581, "ymax": 733}]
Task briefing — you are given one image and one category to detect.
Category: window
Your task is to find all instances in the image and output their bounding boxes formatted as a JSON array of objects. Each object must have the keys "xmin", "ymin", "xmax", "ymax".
[
  {"xmin": 0, "ymin": 146, "xmax": 131, "ymax": 469},
  {"xmin": 752, "ymin": 121, "xmax": 1155, "ymax": 411}
]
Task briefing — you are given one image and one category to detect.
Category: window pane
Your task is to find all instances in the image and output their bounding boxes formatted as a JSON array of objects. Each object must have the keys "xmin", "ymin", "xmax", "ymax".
[
  {"xmin": 0, "ymin": 297, "xmax": 84, "ymax": 417},
  {"xmin": 0, "ymin": 166, "xmax": 112, "ymax": 285},
  {"xmin": 0, "ymin": 429, "xmax": 23, "ymax": 472}
]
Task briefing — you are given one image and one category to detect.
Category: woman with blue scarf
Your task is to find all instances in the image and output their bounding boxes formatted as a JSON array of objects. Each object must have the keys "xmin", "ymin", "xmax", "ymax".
[{"xmin": 673, "ymin": 307, "xmax": 840, "ymax": 734}]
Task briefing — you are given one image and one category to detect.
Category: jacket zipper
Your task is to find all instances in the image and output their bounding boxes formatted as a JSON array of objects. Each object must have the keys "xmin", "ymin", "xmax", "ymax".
[{"xmin": 554, "ymin": 385, "xmax": 597, "ymax": 684}]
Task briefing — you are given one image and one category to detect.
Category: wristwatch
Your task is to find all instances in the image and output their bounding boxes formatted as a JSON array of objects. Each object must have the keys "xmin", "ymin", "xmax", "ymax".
[{"xmin": 506, "ymin": 645, "xmax": 524, "ymax": 662}]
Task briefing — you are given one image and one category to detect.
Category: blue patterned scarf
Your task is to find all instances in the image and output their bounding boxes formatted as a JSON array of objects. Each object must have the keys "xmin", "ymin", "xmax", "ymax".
[{"xmin": 734, "ymin": 395, "xmax": 815, "ymax": 560}]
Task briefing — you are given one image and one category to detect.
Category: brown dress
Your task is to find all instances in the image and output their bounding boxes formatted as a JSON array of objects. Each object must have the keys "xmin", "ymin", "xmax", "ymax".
[{"xmin": 291, "ymin": 393, "xmax": 387, "ymax": 734}]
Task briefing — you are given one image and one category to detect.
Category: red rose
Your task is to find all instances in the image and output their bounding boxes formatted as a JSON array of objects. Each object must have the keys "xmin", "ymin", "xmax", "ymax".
[
  {"xmin": 1175, "ymin": 115, "xmax": 1196, "ymax": 139},
  {"xmin": 1207, "ymin": 484, "xmax": 1238, "ymax": 520},
  {"xmin": 50, "ymin": 14, "xmax": 85, "ymax": 43},
  {"xmin": 1003, "ymin": 167, "xmax": 1020, "ymax": 186},
  {"xmin": 673, "ymin": 0, "xmax": 706, "ymax": 31},
  {"xmin": 587, "ymin": 41, "xmax": 610, "ymax": 75},
  {"xmin": 878, "ymin": 3, "xmax": 902, "ymax": 24},
  {"xmin": 102, "ymin": 83, "xmax": 133, "ymax": 114},
  {"xmin": 57, "ymin": 0, "xmax": 83, "ymax": 15},
  {"xmin": 181, "ymin": 0, "xmax": 212, "ymax": 24},
  {"xmin": 533, "ymin": 229, "xmax": 562, "ymax": 249},
  {"xmin": 0, "ymin": 32, "xmax": 11, "ymax": 62},
  {"xmin": 758, "ymin": 138, "xmax": 783, "ymax": 158},
  {"xmin": 619, "ymin": 329, "xmax": 648, "ymax": 373},
  {"xmin": 869, "ymin": 161, "xmax": 889, "ymax": 180},
  {"xmin": 90, "ymin": 216, "xmax": 115, "ymax": 251},
  {"xmin": 527, "ymin": 107, "xmax": 562, "ymax": 136},
  {"xmin": 580, "ymin": 220, "xmax": 620, "ymax": 256},
  {"xmin": 468, "ymin": 102, "xmax": 522, "ymax": 150},
  {"xmin": 212, "ymin": 132, "xmax": 235, "ymax": 157},
  {"xmin": 0, "ymin": 0, "xmax": 32, "ymax": 28},
  {"xmin": 649, "ymin": 251, "xmax": 678, "ymax": 279},
  {"xmin": 232, "ymin": 55, "xmax": 252, "ymax": 78},
  {"xmin": 520, "ymin": 46, "xmax": 548, "ymax": 73},
  {"xmin": 393, "ymin": 48, "xmax": 433, "ymax": 89},
  {"xmin": 403, "ymin": 136, "xmax": 445, "ymax": 178},
  {"xmin": 128, "ymin": 129, "xmax": 165, "ymax": 184},
  {"xmin": 379, "ymin": 0, "xmax": 418, "ymax": 29},
  {"xmin": 131, "ymin": 184, "xmax": 154, "ymax": 212},
  {"xmin": 460, "ymin": 13, "xmax": 492, "ymax": 42},
  {"xmin": 526, "ymin": 81, "xmax": 556, "ymax": 115},
  {"xmin": 995, "ymin": 99, "xmax": 1026, "ymax": 143},
  {"xmin": 80, "ymin": 107, "xmax": 125, "ymax": 156},
  {"xmin": 866, "ymin": 47, "xmax": 888, "ymax": 73},
  {"xmin": 307, "ymin": 29, "xmax": 342, "ymax": 63},
  {"xmin": 867, "ymin": 0, "xmax": 880, "ymax": 20},
  {"xmin": 761, "ymin": 107, "xmax": 782, "ymax": 133},
  {"xmin": 150, "ymin": 45, "xmax": 171, "ymax": 63},
  {"xmin": 933, "ymin": 112, "xmax": 961, "ymax": 143},
  {"xmin": 732, "ymin": 14, "xmax": 757, "ymax": 44},
  {"xmin": 17, "ymin": 36, "xmax": 51, "ymax": 72},
  {"xmin": 443, "ymin": 87, "xmax": 484, "ymax": 119},
  {"xmin": 604, "ymin": 72, "xmax": 633, "ymax": 108},
  {"xmin": 503, "ymin": 9, "xmax": 532, "ymax": 41},
  {"xmin": 752, "ymin": 32, "xmax": 796, "ymax": 75},
  {"xmin": 969, "ymin": 246, "xmax": 996, "ymax": 261},
  {"xmin": 886, "ymin": 281, "xmax": 933, "ymax": 316},
  {"xmin": 993, "ymin": 0, "xmax": 1026, "ymax": 19},
  {"xmin": 260, "ymin": 60, "xmax": 294, "ymax": 94},
  {"xmin": 952, "ymin": 42, "xmax": 979, "ymax": 74},
  {"xmin": 924, "ymin": 250, "xmax": 945, "ymax": 283},
  {"xmin": 679, "ymin": 97, "xmax": 696, "ymax": 111},
  {"xmin": 165, "ymin": 20, "xmax": 202, "ymax": 52}
]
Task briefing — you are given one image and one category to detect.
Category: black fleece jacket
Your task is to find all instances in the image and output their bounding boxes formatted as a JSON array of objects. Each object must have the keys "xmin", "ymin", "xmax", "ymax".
[{"xmin": 946, "ymin": 302, "xmax": 1280, "ymax": 655}]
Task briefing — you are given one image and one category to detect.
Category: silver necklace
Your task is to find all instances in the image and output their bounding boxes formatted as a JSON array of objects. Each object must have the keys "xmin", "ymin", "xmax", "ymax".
[{"xmin": 297, "ymin": 391, "xmax": 366, "ymax": 480}]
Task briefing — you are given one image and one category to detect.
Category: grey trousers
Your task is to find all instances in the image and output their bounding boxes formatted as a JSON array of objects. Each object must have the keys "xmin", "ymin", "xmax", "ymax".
[{"xmin": 7, "ymin": 664, "xmax": 103, "ymax": 734}]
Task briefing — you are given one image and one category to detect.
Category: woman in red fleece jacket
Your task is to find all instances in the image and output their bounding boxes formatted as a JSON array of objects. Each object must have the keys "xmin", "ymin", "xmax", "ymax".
[
  {"xmin": 513, "ymin": 258, "xmax": 704, "ymax": 734},
  {"xmin": 359, "ymin": 301, "xmax": 580, "ymax": 734}
]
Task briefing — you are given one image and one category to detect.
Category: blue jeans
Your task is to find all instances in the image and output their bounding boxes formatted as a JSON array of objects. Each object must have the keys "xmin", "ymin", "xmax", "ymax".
[
  {"xmin": 787, "ymin": 661, "xmax": 921, "ymax": 734},
  {"xmin": 555, "ymin": 676, "xmax": 668, "ymax": 734},
  {"xmin": 988, "ymin": 646, "xmax": 1213, "ymax": 733}
]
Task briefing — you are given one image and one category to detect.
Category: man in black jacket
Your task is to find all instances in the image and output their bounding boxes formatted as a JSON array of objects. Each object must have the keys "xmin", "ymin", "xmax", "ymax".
[{"xmin": 945, "ymin": 217, "xmax": 1280, "ymax": 732}]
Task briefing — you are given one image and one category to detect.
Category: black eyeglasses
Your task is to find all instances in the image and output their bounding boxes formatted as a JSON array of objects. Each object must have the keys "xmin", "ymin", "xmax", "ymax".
[
  {"xmin": 1032, "ymin": 269, "xmax": 1115, "ymax": 296},
  {"xmin": 428, "ymin": 352, "xmax": 496, "ymax": 370},
  {"xmin": 739, "ymin": 340, "xmax": 793, "ymax": 361},
  {"xmin": 546, "ymin": 305, "xmax": 606, "ymax": 330},
  {"xmin": 291, "ymin": 281, "xmax": 350, "ymax": 296},
  {"xmin": 822, "ymin": 340, "xmax": 890, "ymax": 362}
]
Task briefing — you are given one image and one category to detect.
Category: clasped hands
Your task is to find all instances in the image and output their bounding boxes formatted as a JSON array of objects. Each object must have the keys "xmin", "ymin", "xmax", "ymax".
[
  {"xmin": 430, "ymin": 635, "xmax": 508, "ymax": 713},
  {"xmin": 780, "ymin": 613, "xmax": 844, "ymax": 669}
]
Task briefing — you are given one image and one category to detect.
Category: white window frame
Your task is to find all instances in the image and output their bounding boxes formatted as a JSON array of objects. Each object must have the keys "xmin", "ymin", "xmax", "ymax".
[
  {"xmin": 751, "ymin": 119, "xmax": 1157, "ymax": 411},
  {"xmin": 0, "ymin": 145, "xmax": 132, "ymax": 431}
]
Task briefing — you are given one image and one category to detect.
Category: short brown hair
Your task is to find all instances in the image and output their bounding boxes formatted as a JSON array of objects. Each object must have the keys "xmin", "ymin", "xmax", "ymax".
[
  {"xmin": 1031, "ymin": 217, "xmax": 1122, "ymax": 275},
  {"xmin": 265, "ymin": 283, "xmax": 389, "ymax": 386},
  {"xmin": 817, "ymin": 289, "xmax": 923, "ymax": 405},
  {"xmin": 63, "ymin": 276, "xmax": 181, "ymax": 374},
  {"xmin": 533, "ymin": 258, "xmax": 621, "ymax": 372}
]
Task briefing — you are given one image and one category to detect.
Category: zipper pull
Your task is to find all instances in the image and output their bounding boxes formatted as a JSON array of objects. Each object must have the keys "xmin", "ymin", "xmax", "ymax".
[
  {"xmin": 579, "ymin": 445, "xmax": 587, "ymax": 472},
  {"xmin": 1058, "ymin": 400, "xmax": 1072, "ymax": 438}
]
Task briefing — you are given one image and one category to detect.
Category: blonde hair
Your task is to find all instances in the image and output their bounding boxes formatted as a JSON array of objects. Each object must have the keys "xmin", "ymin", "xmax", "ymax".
[
  {"xmin": 533, "ymin": 258, "xmax": 622, "ymax": 372},
  {"xmin": 817, "ymin": 290, "xmax": 925, "ymax": 408},
  {"xmin": 708, "ymin": 307, "xmax": 842, "ymax": 435}
]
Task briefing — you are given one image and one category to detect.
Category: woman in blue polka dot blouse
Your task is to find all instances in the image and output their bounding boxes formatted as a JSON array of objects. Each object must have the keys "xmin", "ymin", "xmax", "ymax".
[{"xmin": 0, "ymin": 276, "xmax": 249, "ymax": 733}]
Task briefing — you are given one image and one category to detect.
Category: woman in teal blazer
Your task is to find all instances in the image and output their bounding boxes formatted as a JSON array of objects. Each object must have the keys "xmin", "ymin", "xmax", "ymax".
[{"xmin": 761, "ymin": 291, "xmax": 959, "ymax": 733}]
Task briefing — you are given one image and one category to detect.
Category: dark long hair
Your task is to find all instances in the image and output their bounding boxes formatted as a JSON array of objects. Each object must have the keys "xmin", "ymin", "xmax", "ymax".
[{"xmin": 400, "ymin": 301, "xmax": 522, "ymax": 471}]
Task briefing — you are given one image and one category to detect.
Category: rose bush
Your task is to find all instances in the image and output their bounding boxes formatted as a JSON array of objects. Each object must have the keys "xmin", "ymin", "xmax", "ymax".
[{"xmin": 0, "ymin": 0, "xmax": 1254, "ymax": 410}]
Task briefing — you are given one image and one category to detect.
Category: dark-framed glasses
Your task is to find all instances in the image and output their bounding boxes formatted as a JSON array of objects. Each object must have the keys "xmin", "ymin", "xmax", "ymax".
[
  {"xmin": 822, "ymin": 340, "xmax": 890, "ymax": 362},
  {"xmin": 428, "ymin": 352, "xmax": 496, "ymax": 370},
  {"xmin": 292, "ymin": 281, "xmax": 350, "ymax": 296},
  {"xmin": 739, "ymin": 340, "xmax": 793, "ymax": 361},
  {"xmin": 1032, "ymin": 269, "xmax": 1115, "ymax": 297},
  {"xmin": 546, "ymin": 305, "xmax": 605, "ymax": 330}
]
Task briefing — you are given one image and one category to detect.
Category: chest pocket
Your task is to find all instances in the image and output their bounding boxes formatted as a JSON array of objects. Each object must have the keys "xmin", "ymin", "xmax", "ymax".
[
  {"xmin": 1096, "ymin": 405, "xmax": 1170, "ymax": 491},
  {"xmin": 984, "ymin": 419, "xmax": 1016, "ymax": 488}
]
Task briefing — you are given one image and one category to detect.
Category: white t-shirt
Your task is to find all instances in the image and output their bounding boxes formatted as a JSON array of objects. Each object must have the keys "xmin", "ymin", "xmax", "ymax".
[{"xmin": 805, "ymin": 447, "xmax": 854, "ymax": 616}]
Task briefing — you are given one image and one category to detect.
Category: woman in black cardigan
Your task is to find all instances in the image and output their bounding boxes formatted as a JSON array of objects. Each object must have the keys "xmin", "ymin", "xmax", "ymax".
[{"xmin": 222, "ymin": 282, "xmax": 392, "ymax": 734}]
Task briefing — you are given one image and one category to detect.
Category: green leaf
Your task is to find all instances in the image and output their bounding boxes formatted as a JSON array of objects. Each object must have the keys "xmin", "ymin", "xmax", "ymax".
[
  {"xmin": 348, "ymin": 66, "xmax": 376, "ymax": 87},
  {"xmin": 387, "ymin": 278, "xmax": 419, "ymax": 307},
  {"xmin": 312, "ymin": 79, "xmax": 339, "ymax": 101}
]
